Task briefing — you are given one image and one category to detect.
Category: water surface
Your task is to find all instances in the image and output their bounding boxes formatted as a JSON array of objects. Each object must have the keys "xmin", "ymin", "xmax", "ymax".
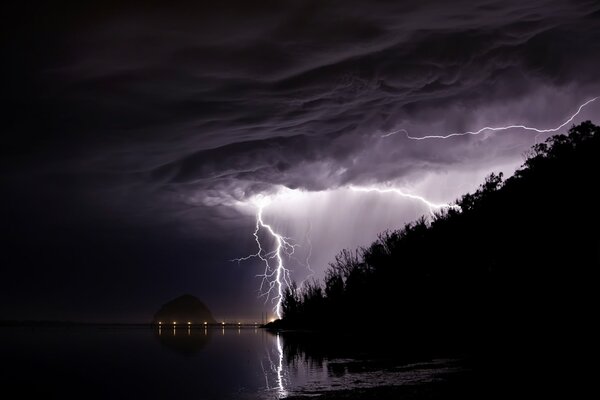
[{"xmin": 0, "ymin": 326, "xmax": 459, "ymax": 399}]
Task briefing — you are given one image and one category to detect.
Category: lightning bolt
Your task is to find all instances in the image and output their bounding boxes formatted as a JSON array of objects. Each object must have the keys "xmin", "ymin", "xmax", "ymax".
[
  {"xmin": 232, "ymin": 195, "xmax": 295, "ymax": 319},
  {"xmin": 234, "ymin": 186, "xmax": 458, "ymax": 317},
  {"xmin": 381, "ymin": 128, "xmax": 408, "ymax": 138},
  {"xmin": 303, "ymin": 222, "xmax": 314, "ymax": 279},
  {"xmin": 297, "ymin": 222, "xmax": 315, "ymax": 289},
  {"xmin": 350, "ymin": 185, "xmax": 461, "ymax": 214},
  {"xmin": 381, "ymin": 97, "xmax": 598, "ymax": 140}
]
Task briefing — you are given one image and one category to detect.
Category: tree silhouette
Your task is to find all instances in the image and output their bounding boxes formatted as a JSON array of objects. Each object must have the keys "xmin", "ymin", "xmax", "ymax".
[{"xmin": 279, "ymin": 121, "xmax": 599, "ymax": 342}]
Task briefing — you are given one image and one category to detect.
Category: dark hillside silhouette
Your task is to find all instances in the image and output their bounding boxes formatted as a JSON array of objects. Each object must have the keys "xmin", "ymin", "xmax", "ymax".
[{"xmin": 280, "ymin": 122, "xmax": 599, "ymax": 346}]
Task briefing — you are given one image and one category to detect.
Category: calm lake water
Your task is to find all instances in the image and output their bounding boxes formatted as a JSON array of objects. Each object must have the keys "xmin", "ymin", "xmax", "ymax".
[{"xmin": 0, "ymin": 326, "xmax": 460, "ymax": 399}]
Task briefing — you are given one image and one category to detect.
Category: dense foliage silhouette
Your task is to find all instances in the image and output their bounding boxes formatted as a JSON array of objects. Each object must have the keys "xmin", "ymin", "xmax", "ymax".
[{"xmin": 280, "ymin": 122, "xmax": 598, "ymax": 343}]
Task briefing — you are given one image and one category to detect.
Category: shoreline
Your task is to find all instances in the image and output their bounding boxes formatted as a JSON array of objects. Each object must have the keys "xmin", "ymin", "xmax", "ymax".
[{"xmin": 285, "ymin": 374, "xmax": 477, "ymax": 400}]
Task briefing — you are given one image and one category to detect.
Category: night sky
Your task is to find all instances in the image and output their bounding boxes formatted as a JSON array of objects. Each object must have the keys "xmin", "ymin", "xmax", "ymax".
[{"xmin": 2, "ymin": 1, "xmax": 600, "ymax": 322}]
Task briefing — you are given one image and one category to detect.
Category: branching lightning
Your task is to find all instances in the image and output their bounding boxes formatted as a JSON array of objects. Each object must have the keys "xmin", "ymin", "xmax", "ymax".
[
  {"xmin": 234, "ymin": 185, "xmax": 458, "ymax": 319},
  {"xmin": 232, "ymin": 195, "xmax": 295, "ymax": 319},
  {"xmin": 381, "ymin": 97, "xmax": 598, "ymax": 140}
]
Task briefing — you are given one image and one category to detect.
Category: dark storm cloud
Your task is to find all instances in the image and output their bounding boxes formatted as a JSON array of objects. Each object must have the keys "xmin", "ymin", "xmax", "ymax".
[
  {"xmin": 3, "ymin": 0, "xmax": 600, "ymax": 320},
  {"xmin": 27, "ymin": 0, "xmax": 598, "ymax": 204}
]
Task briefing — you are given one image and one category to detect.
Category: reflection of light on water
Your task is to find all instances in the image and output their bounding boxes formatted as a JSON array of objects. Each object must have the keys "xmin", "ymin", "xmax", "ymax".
[
  {"xmin": 151, "ymin": 324, "xmax": 461, "ymax": 398},
  {"xmin": 275, "ymin": 334, "xmax": 287, "ymax": 398},
  {"xmin": 261, "ymin": 332, "xmax": 288, "ymax": 398},
  {"xmin": 260, "ymin": 359, "xmax": 270, "ymax": 391}
]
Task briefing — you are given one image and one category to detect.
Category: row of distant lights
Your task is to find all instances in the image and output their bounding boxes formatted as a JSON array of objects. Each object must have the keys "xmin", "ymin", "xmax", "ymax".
[{"xmin": 157, "ymin": 321, "xmax": 270, "ymax": 326}]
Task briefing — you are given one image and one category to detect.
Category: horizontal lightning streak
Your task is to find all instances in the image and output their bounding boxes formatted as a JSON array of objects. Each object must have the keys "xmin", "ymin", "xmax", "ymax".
[
  {"xmin": 350, "ymin": 185, "xmax": 460, "ymax": 213},
  {"xmin": 381, "ymin": 97, "xmax": 598, "ymax": 140}
]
